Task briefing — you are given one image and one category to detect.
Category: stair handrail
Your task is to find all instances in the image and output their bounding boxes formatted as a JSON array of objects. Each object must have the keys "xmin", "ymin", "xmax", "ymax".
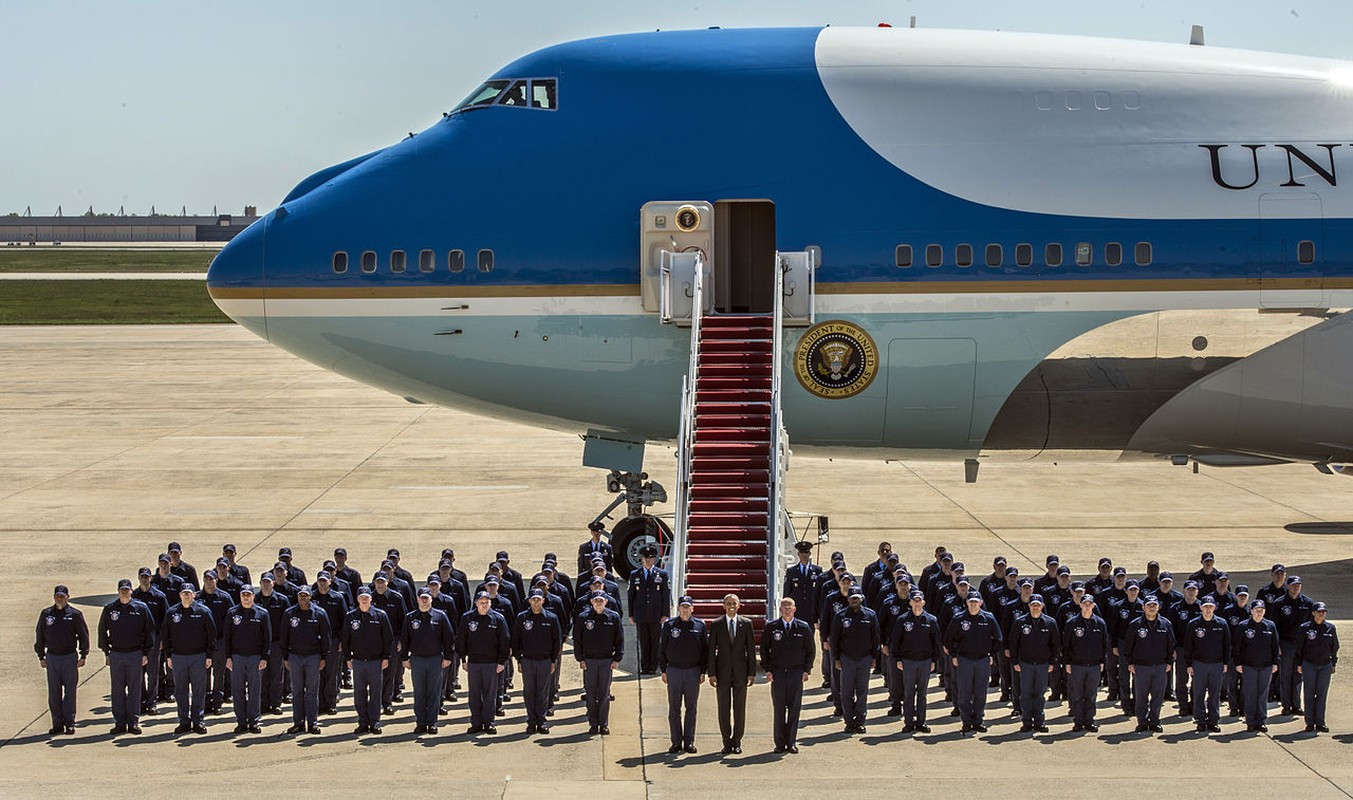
[
  {"xmin": 766, "ymin": 252, "xmax": 792, "ymax": 619},
  {"xmin": 670, "ymin": 253, "xmax": 706, "ymax": 611}
]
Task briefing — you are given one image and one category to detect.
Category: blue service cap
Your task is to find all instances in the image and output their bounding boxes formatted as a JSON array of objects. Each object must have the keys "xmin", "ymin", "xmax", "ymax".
[
  {"xmin": 1251, "ymin": 599, "xmax": 1266, "ymax": 609},
  {"xmin": 529, "ymin": 589, "xmax": 545, "ymax": 599},
  {"xmin": 1200, "ymin": 595, "xmax": 1217, "ymax": 607},
  {"xmin": 179, "ymin": 584, "xmax": 197, "ymax": 594},
  {"xmin": 848, "ymin": 586, "xmax": 864, "ymax": 598},
  {"xmin": 260, "ymin": 572, "xmax": 274, "ymax": 583},
  {"xmin": 295, "ymin": 585, "xmax": 312, "ymax": 596},
  {"xmin": 1142, "ymin": 595, "xmax": 1161, "ymax": 606},
  {"xmin": 117, "ymin": 578, "xmax": 132, "ymax": 590},
  {"xmin": 1287, "ymin": 575, "xmax": 1302, "ymax": 585},
  {"xmin": 157, "ymin": 553, "xmax": 171, "ymax": 563},
  {"xmin": 475, "ymin": 591, "xmax": 490, "ymax": 600},
  {"xmin": 1029, "ymin": 594, "xmax": 1045, "ymax": 605},
  {"xmin": 137, "ymin": 567, "xmax": 152, "ymax": 577},
  {"xmin": 356, "ymin": 585, "xmax": 372, "ymax": 597},
  {"xmin": 678, "ymin": 595, "xmax": 694, "ymax": 606},
  {"xmin": 1314, "ymin": 601, "xmax": 1328, "ymax": 612}
]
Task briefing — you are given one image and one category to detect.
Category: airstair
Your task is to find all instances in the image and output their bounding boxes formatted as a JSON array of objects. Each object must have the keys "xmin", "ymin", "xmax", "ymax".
[{"xmin": 664, "ymin": 250, "xmax": 812, "ymax": 637}]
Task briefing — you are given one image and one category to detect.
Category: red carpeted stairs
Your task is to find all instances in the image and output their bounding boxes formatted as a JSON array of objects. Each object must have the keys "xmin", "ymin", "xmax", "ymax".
[{"xmin": 683, "ymin": 314, "xmax": 774, "ymax": 636}]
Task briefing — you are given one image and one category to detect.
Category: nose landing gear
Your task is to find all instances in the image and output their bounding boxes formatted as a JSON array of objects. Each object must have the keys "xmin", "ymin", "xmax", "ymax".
[{"xmin": 592, "ymin": 470, "xmax": 671, "ymax": 579}]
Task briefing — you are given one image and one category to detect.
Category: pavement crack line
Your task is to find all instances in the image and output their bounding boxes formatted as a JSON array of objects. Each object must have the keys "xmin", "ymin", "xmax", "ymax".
[
  {"xmin": 1266, "ymin": 732, "xmax": 1353, "ymax": 798},
  {"xmin": 892, "ymin": 462, "xmax": 1039, "ymax": 569}
]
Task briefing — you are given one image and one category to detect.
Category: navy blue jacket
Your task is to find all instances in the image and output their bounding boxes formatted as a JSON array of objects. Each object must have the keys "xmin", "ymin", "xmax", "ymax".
[
  {"xmin": 132, "ymin": 584, "xmax": 169, "ymax": 628},
  {"xmin": 783, "ymin": 562, "xmax": 823, "ymax": 625},
  {"xmin": 458, "ymin": 610, "xmax": 510, "ymax": 664},
  {"xmin": 98, "ymin": 599, "xmax": 154, "ymax": 656},
  {"xmin": 627, "ymin": 566, "xmax": 672, "ymax": 623},
  {"xmin": 342, "ymin": 607, "xmax": 395, "ymax": 661},
  {"xmin": 1181, "ymin": 615, "xmax": 1231, "ymax": 666},
  {"xmin": 829, "ymin": 605, "xmax": 881, "ymax": 659},
  {"xmin": 279, "ymin": 605, "xmax": 332, "ymax": 658},
  {"xmin": 223, "ymin": 604, "xmax": 273, "ymax": 660},
  {"xmin": 1062, "ymin": 613, "xmax": 1111, "ymax": 665},
  {"xmin": 944, "ymin": 610, "xmax": 1003, "ymax": 660},
  {"xmin": 254, "ymin": 590, "xmax": 289, "ymax": 642},
  {"xmin": 1272, "ymin": 593, "xmax": 1318, "ymax": 641},
  {"xmin": 888, "ymin": 610, "xmax": 943, "ymax": 661},
  {"xmin": 510, "ymin": 609, "xmax": 563, "ymax": 661},
  {"xmin": 161, "ymin": 601, "xmax": 216, "ymax": 656},
  {"xmin": 1232, "ymin": 617, "xmax": 1281, "ymax": 667},
  {"xmin": 658, "ymin": 616, "xmax": 709, "ymax": 671},
  {"xmin": 401, "ymin": 608, "xmax": 456, "ymax": 660},
  {"xmin": 761, "ymin": 617, "xmax": 816, "ymax": 671},
  {"xmin": 1008, "ymin": 613, "xmax": 1061, "ymax": 664},
  {"xmin": 573, "ymin": 607, "xmax": 624, "ymax": 662},
  {"xmin": 1122, "ymin": 615, "xmax": 1176, "ymax": 665},
  {"xmin": 1295, "ymin": 620, "xmax": 1339, "ymax": 666}
]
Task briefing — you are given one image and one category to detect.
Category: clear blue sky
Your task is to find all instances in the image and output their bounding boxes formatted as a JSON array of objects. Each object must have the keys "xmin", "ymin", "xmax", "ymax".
[{"xmin": 2, "ymin": 1, "xmax": 1350, "ymax": 216}]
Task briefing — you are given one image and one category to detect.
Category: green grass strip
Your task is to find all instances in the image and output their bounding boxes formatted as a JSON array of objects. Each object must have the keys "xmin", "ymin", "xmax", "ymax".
[
  {"xmin": 0, "ymin": 280, "xmax": 230, "ymax": 324},
  {"xmin": 0, "ymin": 249, "xmax": 219, "ymax": 272}
]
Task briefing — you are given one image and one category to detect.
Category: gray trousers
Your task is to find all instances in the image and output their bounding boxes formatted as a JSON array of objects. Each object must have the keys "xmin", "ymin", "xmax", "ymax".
[
  {"xmin": 1018, "ymin": 662, "xmax": 1050, "ymax": 726},
  {"xmin": 1115, "ymin": 641, "xmax": 1132, "ymax": 708},
  {"xmin": 1242, "ymin": 665, "xmax": 1274, "ymax": 726},
  {"xmin": 1067, "ymin": 664, "xmax": 1101, "ymax": 726},
  {"xmin": 665, "ymin": 665, "xmax": 701, "ymax": 746},
  {"xmin": 108, "ymin": 651, "xmax": 143, "ymax": 728},
  {"xmin": 899, "ymin": 658, "xmax": 932, "ymax": 726},
  {"xmin": 231, "ymin": 654, "xmax": 263, "ymax": 725},
  {"xmin": 1191, "ymin": 662, "xmax": 1224, "ymax": 726},
  {"xmin": 351, "ymin": 659, "xmax": 383, "ymax": 727},
  {"xmin": 171, "ymin": 652, "xmax": 208, "ymax": 726},
  {"xmin": 45, "ymin": 653, "xmax": 79, "ymax": 728},
  {"xmin": 263, "ymin": 645, "xmax": 286, "ymax": 708},
  {"xmin": 769, "ymin": 668, "xmax": 805, "ymax": 747},
  {"xmin": 1132, "ymin": 664, "xmax": 1168, "ymax": 725},
  {"xmin": 1279, "ymin": 641, "xmax": 1301, "ymax": 709},
  {"xmin": 288, "ymin": 653, "xmax": 321, "ymax": 727},
  {"xmin": 141, "ymin": 645, "xmax": 159, "ymax": 711},
  {"xmin": 1303, "ymin": 661, "xmax": 1333, "ymax": 727},
  {"xmin": 208, "ymin": 643, "xmax": 229, "ymax": 708},
  {"xmin": 410, "ymin": 655, "xmax": 444, "ymax": 727},
  {"xmin": 466, "ymin": 661, "xmax": 498, "ymax": 727},
  {"xmin": 583, "ymin": 658, "xmax": 615, "ymax": 727},
  {"xmin": 838, "ymin": 654, "xmax": 872, "ymax": 727},
  {"xmin": 320, "ymin": 641, "xmax": 341, "ymax": 711},
  {"xmin": 520, "ymin": 658, "xmax": 552, "ymax": 727},
  {"xmin": 955, "ymin": 656, "xmax": 991, "ymax": 726}
]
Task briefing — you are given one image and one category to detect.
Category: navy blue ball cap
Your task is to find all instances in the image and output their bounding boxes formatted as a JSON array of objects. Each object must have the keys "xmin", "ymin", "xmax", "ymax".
[
  {"xmin": 476, "ymin": 590, "xmax": 491, "ymax": 600},
  {"xmin": 678, "ymin": 595, "xmax": 694, "ymax": 606},
  {"xmin": 1200, "ymin": 595, "xmax": 1217, "ymax": 607},
  {"xmin": 1056, "ymin": 566, "xmax": 1071, "ymax": 576},
  {"xmin": 1159, "ymin": 572, "xmax": 1174, "ymax": 581},
  {"xmin": 940, "ymin": 552, "xmax": 954, "ymax": 562},
  {"xmin": 426, "ymin": 574, "xmax": 442, "ymax": 585},
  {"xmin": 1287, "ymin": 575, "xmax": 1302, "ymax": 585},
  {"xmin": 295, "ymin": 585, "xmax": 312, "ymax": 596},
  {"xmin": 373, "ymin": 573, "xmax": 389, "ymax": 583},
  {"xmin": 1236, "ymin": 584, "xmax": 1250, "ymax": 595},
  {"xmin": 1251, "ymin": 599, "xmax": 1266, "ymax": 609},
  {"xmin": 203, "ymin": 569, "xmax": 217, "ymax": 581},
  {"xmin": 417, "ymin": 588, "xmax": 432, "ymax": 599},
  {"xmin": 590, "ymin": 590, "xmax": 608, "ymax": 600},
  {"xmin": 909, "ymin": 591, "xmax": 925, "ymax": 601},
  {"xmin": 260, "ymin": 573, "xmax": 275, "ymax": 583},
  {"xmin": 277, "ymin": 547, "xmax": 292, "ymax": 557},
  {"xmin": 222, "ymin": 543, "xmax": 237, "ymax": 553},
  {"xmin": 1271, "ymin": 563, "xmax": 1286, "ymax": 574},
  {"xmin": 157, "ymin": 553, "xmax": 171, "ymax": 564},
  {"xmin": 1201, "ymin": 551, "xmax": 1215, "ymax": 562},
  {"xmin": 966, "ymin": 591, "xmax": 982, "ymax": 602},
  {"xmin": 950, "ymin": 561, "xmax": 965, "ymax": 572},
  {"xmin": 1046, "ymin": 554, "xmax": 1060, "ymax": 565},
  {"xmin": 1099, "ymin": 557, "xmax": 1113, "ymax": 568},
  {"xmin": 117, "ymin": 578, "xmax": 132, "ymax": 590},
  {"xmin": 1314, "ymin": 601, "xmax": 1328, "ymax": 612},
  {"xmin": 167, "ymin": 541, "xmax": 182, "ymax": 553},
  {"xmin": 333, "ymin": 547, "xmax": 347, "ymax": 557},
  {"xmin": 848, "ymin": 586, "xmax": 864, "ymax": 598},
  {"xmin": 1080, "ymin": 594, "xmax": 1096, "ymax": 604},
  {"xmin": 1143, "ymin": 595, "xmax": 1161, "ymax": 606},
  {"xmin": 137, "ymin": 567, "xmax": 152, "ymax": 577},
  {"xmin": 1215, "ymin": 571, "xmax": 1229, "ymax": 580},
  {"xmin": 316, "ymin": 571, "xmax": 332, "ymax": 582},
  {"xmin": 179, "ymin": 584, "xmax": 196, "ymax": 594},
  {"xmin": 216, "ymin": 557, "xmax": 231, "ymax": 567},
  {"xmin": 484, "ymin": 576, "xmax": 500, "ymax": 586},
  {"xmin": 993, "ymin": 555, "xmax": 1008, "ymax": 566},
  {"xmin": 1029, "ymin": 594, "xmax": 1045, "ymax": 605},
  {"xmin": 1070, "ymin": 580, "xmax": 1085, "ymax": 590},
  {"xmin": 1125, "ymin": 580, "xmax": 1140, "ymax": 590},
  {"xmin": 529, "ymin": 589, "xmax": 545, "ymax": 598},
  {"xmin": 356, "ymin": 585, "xmax": 372, "ymax": 597},
  {"xmin": 1005, "ymin": 566, "xmax": 1019, "ymax": 577},
  {"xmin": 1112, "ymin": 567, "xmax": 1127, "ymax": 576},
  {"xmin": 380, "ymin": 559, "xmax": 395, "ymax": 570},
  {"xmin": 386, "ymin": 548, "xmax": 400, "ymax": 558}
]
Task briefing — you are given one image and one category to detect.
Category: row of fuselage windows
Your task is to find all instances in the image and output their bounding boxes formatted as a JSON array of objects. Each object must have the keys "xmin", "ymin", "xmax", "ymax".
[
  {"xmin": 896, "ymin": 240, "xmax": 1317, "ymax": 269},
  {"xmin": 332, "ymin": 249, "xmax": 494, "ymax": 275}
]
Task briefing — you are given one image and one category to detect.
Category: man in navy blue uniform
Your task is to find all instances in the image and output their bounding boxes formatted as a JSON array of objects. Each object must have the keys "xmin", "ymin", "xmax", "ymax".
[
  {"xmin": 161, "ymin": 584, "xmax": 215, "ymax": 734},
  {"xmin": 888, "ymin": 590, "xmax": 942, "ymax": 733},
  {"xmin": 196, "ymin": 569, "xmax": 234, "ymax": 715},
  {"xmin": 511, "ymin": 588, "xmax": 563, "ymax": 735},
  {"xmin": 223, "ymin": 585, "xmax": 272, "ymax": 734},
  {"xmin": 254, "ymin": 573, "xmax": 290, "ymax": 714},
  {"xmin": 402, "ymin": 588, "xmax": 456, "ymax": 734},
  {"xmin": 1273, "ymin": 574, "xmax": 1317, "ymax": 716},
  {"xmin": 370, "ymin": 573, "xmax": 407, "ymax": 714},
  {"xmin": 1220, "ymin": 584, "xmax": 1252, "ymax": 716},
  {"xmin": 1189, "ymin": 551, "xmax": 1222, "ymax": 598},
  {"xmin": 576, "ymin": 590, "xmax": 624, "ymax": 735},
  {"xmin": 279, "ymin": 585, "xmax": 331, "ymax": 735},
  {"xmin": 342, "ymin": 586, "xmax": 394, "ymax": 735},
  {"xmin": 784, "ymin": 542, "xmax": 822, "ymax": 630},
  {"xmin": 1296, "ymin": 601, "xmax": 1338, "ymax": 733},
  {"xmin": 577, "ymin": 521, "xmax": 614, "ymax": 576},
  {"xmin": 762, "ymin": 597, "xmax": 815, "ymax": 753},
  {"xmin": 222, "ymin": 543, "xmax": 250, "ymax": 585},
  {"xmin": 1182, "ymin": 595, "xmax": 1231, "ymax": 733},
  {"xmin": 166, "ymin": 542, "xmax": 199, "ymax": 591},
  {"xmin": 1062, "ymin": 594, "xmax": 1110, "ymax": 732},
  {"xmin": 659, "ymin": 595, "xmax": 708, "ymax": 754},
  {"xmin": 1008, "ymin": 594, "xmax": 1060, "ymax": 733},
  {"xmin": 460, "ymin": 591, "xmax": 510, "ymax": 735},
  {"xmin": 830, "ymin": 586, "xmax": 881, "ymax": 734},
  {"xmin": 1123, "ymin": 595, "xmax": 1175, "ymax": 733},
  {"xmin": 98, "ymin": 579, "xmax": 154, "ymax": 735},
  {"xmin": 311, "ymin": 571, "xmax": 349, "ymax": 715},
  {"xmin": 944, "ymin": 592, "xmax": 1002, "ymax": 733},
  {"xmin": 1234, "ymin": 599, "xmax": 1281, "ymax": 732},
  {"xmin": 131, "ymin": 567, "xmax": 167, "ymax": 715},
  {"xmin": 627, "ymin": 544, "xmax": 671, "ymax": 675}
]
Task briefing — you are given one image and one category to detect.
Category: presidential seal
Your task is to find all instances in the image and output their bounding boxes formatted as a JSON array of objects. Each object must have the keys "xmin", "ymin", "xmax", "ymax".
[{"xmin": 793, "ymin": 320, "xmax": 878, "ymax": 399}]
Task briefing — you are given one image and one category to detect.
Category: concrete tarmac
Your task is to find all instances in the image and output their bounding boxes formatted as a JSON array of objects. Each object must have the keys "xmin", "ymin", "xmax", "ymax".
[{"xmin": 1, "ymin": 324, "xmax": 1350, "ymax": 796}]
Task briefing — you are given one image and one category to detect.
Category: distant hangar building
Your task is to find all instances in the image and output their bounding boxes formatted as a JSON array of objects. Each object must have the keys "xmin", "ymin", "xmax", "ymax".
[{"xmin": 1, "ymin": 207, "xmax": 260, "ymax": 244}]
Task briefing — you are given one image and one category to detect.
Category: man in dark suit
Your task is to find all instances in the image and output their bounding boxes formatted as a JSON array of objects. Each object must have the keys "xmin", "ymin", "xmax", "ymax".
[{"xmin": 706, "ymin": 593, "xmax": 757, "ymax": 755}]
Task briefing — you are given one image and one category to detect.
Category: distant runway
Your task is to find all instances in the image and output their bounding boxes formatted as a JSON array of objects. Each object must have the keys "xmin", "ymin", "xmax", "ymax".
[
  {"xmin": 0, "ymin": 324, "xmax": 1350, "ymax": 795},
  {"xmin": 0, "ymin": 272, "xmax": 206, "ymax": 280}
]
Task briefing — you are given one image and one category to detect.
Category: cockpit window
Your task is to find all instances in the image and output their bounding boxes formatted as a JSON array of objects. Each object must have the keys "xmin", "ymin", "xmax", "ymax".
[
  {"xmin": 530, "ymin": 79, "xmax": 557, "ymax": 110},
  {"xmin": 452, "ymin": 80, "xmax": 511, "ymax": 112},
  {"xmin": 450, "ymin": 78, "xmax": 557, "ymax": 115},
  {"xmin": 498, "ymin": 80, "xmax": 529, "ymax": 106}
]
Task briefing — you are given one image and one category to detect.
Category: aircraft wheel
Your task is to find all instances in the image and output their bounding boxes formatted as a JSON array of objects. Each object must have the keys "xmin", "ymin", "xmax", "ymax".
[{"xmin": 611, "ymin": 515, "xmax": 672, "ymax": 580}]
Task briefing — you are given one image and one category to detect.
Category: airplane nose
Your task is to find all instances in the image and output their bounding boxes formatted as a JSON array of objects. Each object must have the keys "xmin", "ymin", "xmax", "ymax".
[{"xmin": 207, "ymin": 215, "xmax": 268, "ymax": 339}]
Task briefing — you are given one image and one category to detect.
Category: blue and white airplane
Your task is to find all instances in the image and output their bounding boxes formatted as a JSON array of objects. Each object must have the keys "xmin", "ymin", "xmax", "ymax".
[{"xmin": 208, "ymin": 26, "xmax": 1353, "ymax": 477}]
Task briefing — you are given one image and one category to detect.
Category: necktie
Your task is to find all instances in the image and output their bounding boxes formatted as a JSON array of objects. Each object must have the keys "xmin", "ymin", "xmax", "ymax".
[{"xmin": 729, "ymin": 617, "xmax": 736, "ymax": 639}]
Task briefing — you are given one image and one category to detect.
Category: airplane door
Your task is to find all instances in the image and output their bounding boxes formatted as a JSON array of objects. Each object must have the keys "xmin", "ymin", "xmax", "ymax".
[
  {"xmin": 1254, "ymin": 193, "xmax": 1324, "ymax": 309},
  {"xmin": 640, "ymin": 201, "xmax": 713, "ymax": 318},
  {"xmin": 883, "ymin": 338, "xmax": 977, "ymax": 450},
  {"xmin": 779, "ymin": 250, "xmax": 816, "ymax": 326}
]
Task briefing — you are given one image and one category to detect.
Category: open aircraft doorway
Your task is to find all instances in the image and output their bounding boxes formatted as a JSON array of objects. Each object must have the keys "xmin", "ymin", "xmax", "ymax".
[{"xmin": 713, "ymin": 200, "xmax": 776, "ymax": 314}]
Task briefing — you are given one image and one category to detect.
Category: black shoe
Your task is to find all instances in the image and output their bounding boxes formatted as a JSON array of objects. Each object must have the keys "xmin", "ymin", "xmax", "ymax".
[
  {"xmin": 110, "ymin": 725, "xmax": 126, "ymax": 735},
  {"xmin": 1207, "ymin": 724, "xmax": 1221, "ymax": 733},
  {"xmin": 321, "ymin": 707, "xmax": 337, "ymax": 716},
  {"xmin": 286, "ymin": 724, "xmax": 305, "ymax": 734},
  {"xmin": 1136, "ymin": 723, "xmax": 1149, "ymax": 733},
  {"xmin": 1149, "ymin": 724, "xmax": 1163, "ymax": 733},
  {"xmin": 192, "ymin": 724, "xmax": 208, "ymax": 734},
  {"xmin": 856, "ymin": 725, "xmax": 866, "ymax": 733},
  {"xmin": 427, "ymin": 726, "xmax": 438, "ymax": 734},
  {"xmin": 902, "ymin": 723, "xmax": 915, "ymax": 732},
  {"xmin": 844, "ymin": 724, "xmax": 855, "ymax": 734},
  {"xmin": 127, "ymin": 725, "xmax": 142, "ymax": 735},
  {"xmin": 669, "ymin": 744, "xmax": 683, "ymax": 754},
  {"xmin": 608, "ymin": 694, "xmax": 614, "ymax": 701},
  {"xmin": 1086, "ymin": 723, "xmax": 1099, "ymax": 732},
  {"xmin": 820, "ymin": 680, "xmax": 832, "ymax": 689},
  {"xmin": 142, "ymin": 706, "xmax": 157, "ymax": 716},
  {"xmin": 684, "ymin": 745, "xmax": 698, "ymax": 754},
  {"xmin": 1258, "ymin": 725, "xmax": 1268, "ymax": 733},
  {"xmin": 731, "ymin": 745, "xmax": 741, "ymax": 753},
  {"xmin": 440, "ymin": 706, "xmax": 448, "ymax": 715},
  {"xmin": 370, "ymin": 725, "xmax": 382, "ymax": 734},
  {"xmin": 886, "ymin": 707, "xmax": 901, "ymax": 717},
  {"xmin": 1291, "ymin": 707, "xmax": 1303, "ymax": 715},
  {"xmin": 248, "ymin": 724, "xmax": 261, "ymax": 734},
  {"xmin": 342, "ymin": 679, "xmax": 353, "ymax": 690},
  {"xmin": 414, "ymin": 724, "xmax": 428, "ymax": 734},
  {"xmin": 972, "ymin": 724, "xmax": 988, "ymax": 733},
  {"xmin": 233, "ymin": 723, "xmax": 247, "ymax": 734},
  {"xmin": 600, "ymin": 726, "xmax": 610, "ymax": 735},
  {"xmin": 267, "ymin": 706, "xmax": 282, "ymax": 716},
  {"xmin": 917, "ymin": 725, "xmax": 931, "ymax": 733},
  {"xmin": 1072, "ymin": 723, "xmax": 1084, "ymax": 732},
  {"xmin": 1020, "ymin": 723, "xmax": 1033, "ymax": 733},
  {"xmin": 545, "ymin": 708, "xmax": 555, "ymax": 717},
  {"xmin": 1035, "ymin": 725, "xmax": 1049, "ymax": 733},
  {"xmin": 786, "ymin": 745, "xmax": 799, "ymax": 754},
  {"xmin": 536, "ymin": 724, "xmax": 549, "ymax": 734},
  {"xmin": 590, "ymin": 726, "xmax": 600, "ymax": 735},
  {"xmin": 1318, "ymin": 725, "xmax": 1330, "ymax": 733},
  {"xmin": 467, "ymin": 725, "xmax": 480, "ymax": 735},
  {"xmin": 774, "ymin": 745, "xmax": 787, "ymax": 753},
  {"xmin": 1306, "ymin": 724, "xmax": 1317, "ymax": 732},
  {"xmin": 307, "ymin": 724, "xmax": 321, "ymax": 734},
  {"xmin": 174, "ymin": 723, "xmax": 191, "ymax": 734},
  {"xmin": 393, "ymin": 693, "xmax": 404, "ymax": 703},
  {"xmin": 999, "ymin": 692, "xmax": 1011, "ymax": 702},
  {"xmin": 1247, "ymin": 724, "xmax": 1258, "ymax": 732},
  {"xmin": 382, "ymin": 705, "xmax": 393, "ymax": 716},
  {"xmin": 947, "ymin": 708, "xmax": 960, "ymax": 717},
  {"xmin": 355, "ymin": 725, "xmax": 371, "ymax": 734},
  {"xmin": 1196, "ymin": 724, "xmax": 1207, "ymax": 733},
  {"xmin": 721, "ymin": 745, "xmax": 733, "ymax": 755},
  {"xmin": 484, "ymin": 725, "xmax": 498, "ymax": 734},
  {"xmin": 448, "ymin": 693, "xmax": 458, "ymax": 702},
  {"xmin": 961, "ymin": 723, "xmax": 972, "ymax": 733}
]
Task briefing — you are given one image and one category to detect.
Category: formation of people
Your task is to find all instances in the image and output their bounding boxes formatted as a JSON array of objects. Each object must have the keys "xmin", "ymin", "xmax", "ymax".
[{"xmin": 32, "ymin": 534, "xmax": 1339, "ymax": 753}]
